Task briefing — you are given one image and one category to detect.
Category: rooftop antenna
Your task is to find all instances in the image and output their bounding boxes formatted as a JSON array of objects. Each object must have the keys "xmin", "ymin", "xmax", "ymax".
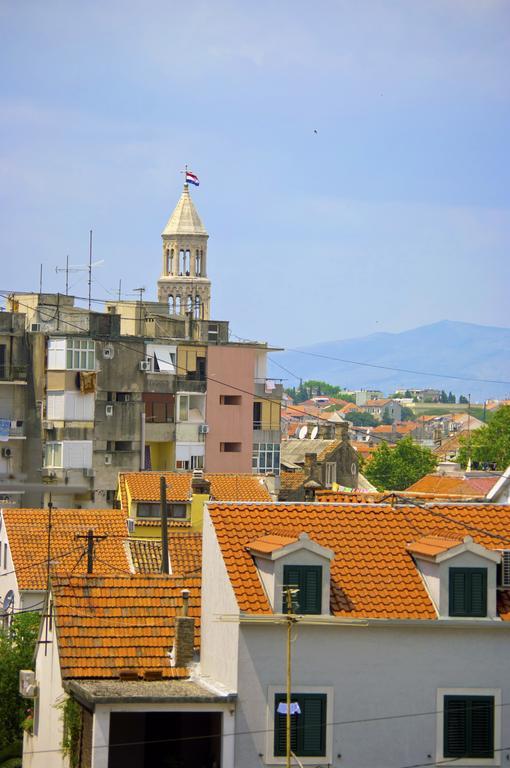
[
  {"xmin": 55, "ymin": 249, "xmax": 104, "ymax": 300},
  {"xmin": 118, "ymin": 279, "xmax": 122, "ymax": 302},
  {"xmin": 39, "ymin": 264, "xmax": 43, "ymax": 295},
  {"xmin": 133, "ymin": 287, "xmax": 146, "ymax": 332}
]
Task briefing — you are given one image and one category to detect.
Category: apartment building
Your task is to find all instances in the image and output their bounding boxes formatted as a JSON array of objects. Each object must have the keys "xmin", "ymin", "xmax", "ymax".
[{"xmin": 3, "ymin": 182, "xmax": 281, "ymax": 507}]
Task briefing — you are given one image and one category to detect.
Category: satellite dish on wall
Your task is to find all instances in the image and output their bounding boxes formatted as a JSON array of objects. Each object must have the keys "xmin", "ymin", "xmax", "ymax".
[
  {"xmin": 298, "ymin": 426, "xmax": 307, "ymax": 440},
  {"xmin": 310, "ymin": 426, "xmax": 319, "ymax": 440},
  {"xmin": 3, "ymin": 590, "xmax": 14, "ymax": 612}
]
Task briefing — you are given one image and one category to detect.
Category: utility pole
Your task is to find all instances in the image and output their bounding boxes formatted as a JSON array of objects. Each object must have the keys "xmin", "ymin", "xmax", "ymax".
[
  {"xmin": 76, "ymin": 529, "xmax": 107, "ymax": 574},
  {"xmin": 160, "ymin": 476, "xmax": 169, "ymax": 574},
  {"xmin": 88, "ymin": 230, "xmax": 93, "ymax": 310},
  {"xmin": 284, "ymin": 586, "xmax": 298, "ymax": 768}
]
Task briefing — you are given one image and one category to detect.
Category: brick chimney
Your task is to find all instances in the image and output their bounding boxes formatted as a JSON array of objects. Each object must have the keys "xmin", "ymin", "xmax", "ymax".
[{"xmin": 172, "ymin": 589, "xmax": 195, "ymax": 668}]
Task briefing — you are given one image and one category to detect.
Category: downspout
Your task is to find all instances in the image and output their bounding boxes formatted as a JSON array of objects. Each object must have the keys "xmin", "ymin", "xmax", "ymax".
[{"xmin": 140, "ymin": 412, "xmax": 146, "ymax": 470}]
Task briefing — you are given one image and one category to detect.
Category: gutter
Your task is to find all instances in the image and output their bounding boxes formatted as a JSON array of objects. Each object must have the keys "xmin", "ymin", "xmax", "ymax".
[{"xmin": 219, "ymin": 613, "xmax": 510, "ymax": 630}]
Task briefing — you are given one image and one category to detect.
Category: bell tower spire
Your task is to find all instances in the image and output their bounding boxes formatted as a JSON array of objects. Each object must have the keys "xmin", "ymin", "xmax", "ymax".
[{"xmin": 157, "ymin": 171, "xmax": 211, "ymax": 319}]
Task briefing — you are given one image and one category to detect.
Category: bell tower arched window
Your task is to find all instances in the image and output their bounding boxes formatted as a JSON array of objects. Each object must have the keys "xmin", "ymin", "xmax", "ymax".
[
  {"xmin": 185, "ymin": 249, "xmax": 190, "ymax": 275},
  {"xmin": 195, "ymin": 249, "xmax": 201, "ymax": 276},
  {"xmin": 187, "ymin": 296, "xmax": 193, "ymax": 313},
  {"xmin": 175, "ymin": 295, "xmax": 181, "ymax": 314},
  {"xmin": 179, "ymin": 249, "xmax": 185, "ymax": 275},
  {"xmin": 194, "ymin": 296, "xmax": 201, "ymax": 318},
  {"xmin": 168, "ymin": 295, "xmax": 175, "ymax": 313}
]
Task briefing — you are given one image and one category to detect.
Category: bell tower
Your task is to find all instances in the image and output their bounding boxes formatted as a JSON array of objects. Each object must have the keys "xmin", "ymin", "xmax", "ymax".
[{"xmin": 157, "ymin": 182, "xmax": 211, "ymax": 319}]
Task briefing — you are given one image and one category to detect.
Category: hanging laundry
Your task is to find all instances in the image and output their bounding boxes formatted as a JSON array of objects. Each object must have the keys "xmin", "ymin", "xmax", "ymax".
[
  {"xmin": 78, "ymin": 371, "xmax": 97, "ymax": 394},
  {"xmin": 277, "ymin": 702, "xmax": 301, "ymax": 715}
]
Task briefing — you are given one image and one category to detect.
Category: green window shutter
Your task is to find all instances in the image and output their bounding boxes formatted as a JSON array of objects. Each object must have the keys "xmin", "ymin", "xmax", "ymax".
[
  {"xmin": 444, "ymin": 696, "xmax": 494, "ymax": 759},
  {"xmin": 449, "ymin": 568, "xmax": 487, "ymax": 617},
  {"xmin": 300, "ymin": 694, "xmax": 327, "ymax": 756},
  {"xmin": 469, "ymin": 697, "xmax": 494, "ymax": 758},
  {"xmin": 444, "ymin": 697, "xmax": 468, "ymax": 757},
  {"xmin": 283, "ymin": 565, "xmax": 322, "ymax": 614},
  {"xmin": 274, "ymin": 693, "xmax": 327, "ymax": 758}
]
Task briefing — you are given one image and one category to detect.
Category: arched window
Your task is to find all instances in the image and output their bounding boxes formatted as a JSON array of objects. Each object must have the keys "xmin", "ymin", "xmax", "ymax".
[
  {"xmin": 185, "ymin": 249, "xmax": 190, "ymax": 275},
  {"xmin": 166, "ymin": 248, "xmax": 170, "ymax": 274},
  {"xmin": 168, "ymin": 295, "xmax": 175, "ymax": 313},
  {"xmin": 187, "ymin": 295, "xmax": 193, "ymax": 313},
  {"xmin": 169, "ymin": 249, "xmax": 174, "ymax": 273},
  {"xmin": 194, "ymin": 296, "xmax": 201, "ymax": 318},
  {"xmin": 195, "ymin": 249, "xmax": 201, "ymax": 276},
  {"xmin": 175, "ymin": 295, "xmax": 181, "ymax": 314},
  {"xmin": 179, "ymin": 249, "xmax": 185, "ymax": 275}
]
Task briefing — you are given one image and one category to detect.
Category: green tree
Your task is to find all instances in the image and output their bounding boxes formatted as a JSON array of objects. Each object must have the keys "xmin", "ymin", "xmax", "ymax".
[
  {"xmin": 345, "ymin": 412, "xmax": 378, "ymax": 427},
  {"xmin": 0, "ymin": 612, "xmax": 40, "ymax": 751},
  {"xmin": 364, "ymin": 436, "xmax": 438, "ymax": 491},
  {"xmin": 400, "ymin": 405, "xmax": 415, "ymax": 422},
  {"xmin": 459, "ymin": 395, "xmax": 469, "ymax": 404},
  {"xmin": 448, "ymin": 391, "xmax": 456, "ymax": 404},
  {"xmin": 457, "ymin": 405, "xmax": 510, "ymax": 470}
]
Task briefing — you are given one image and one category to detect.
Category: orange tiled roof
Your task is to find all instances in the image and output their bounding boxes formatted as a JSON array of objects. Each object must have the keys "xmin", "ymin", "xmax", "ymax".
[
  {"xmin": 129, "ymin": 533, "xmax": 201, "ymax": 575},
  {"xmin": 2, "ymin": 508, "xmax": 130, "ymax": 590},
  {"xmin": 247, "ymin": 534, "xmax": 298, "ymax": 554},
  {"xmin": 365, "ymin": 399, "xmax": 391, "ymax": 407},
  {"xmin": 406, "ymin": 536, "xmax": 462, "ymax": 557},
  {"xmin": 280, "ymin": 471, "xmax": 306, "ymax": 490},
  {"xmin": 406, "ymin": 474, "xmax": 498, "ymax": 497},
  {"xmin": 316, "ymin": 440, "xmax": 341, "ymax": 461},
  {"xmin": 118, "ymin": 472, "xmax": 271, "ymax": 511},
  {"xmin": 208, "ymin": 501, "xmax": 510, "ymax": 620},
  {"xmin": 315, "ymin": 490, "xmax": 386, "ymax": 503},
  {"xmin": 52, "ymin": 574, "xmax": 201, "ymax": 679}
]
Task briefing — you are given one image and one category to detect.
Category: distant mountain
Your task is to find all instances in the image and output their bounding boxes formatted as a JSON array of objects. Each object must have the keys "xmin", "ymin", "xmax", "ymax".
[{"xmin": 270, "ymin": 321, "xmax": 510, "ymax": 402}]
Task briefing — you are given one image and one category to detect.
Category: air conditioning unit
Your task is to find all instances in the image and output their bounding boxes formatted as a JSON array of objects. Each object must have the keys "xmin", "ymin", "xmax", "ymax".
[
  {"xmin": 1, "ymin": 447, "xmax": 12, "ymax": 458},
  {"xmin": 31, "ymin": 323, "xmax": 41, "ymax": 332},
  {"xmin": 126, "ymin": 518, "xmax": 135, "ymax": 534},
  {"xmin": 102, "ymin": 345, "xmax": 114, "ymax": 359},
  {"xmin": 198, "ymin": 424, "xmax": 209, "ymax": 435},
  {"xmin": 105, "ymin": 404, "xmax": 114, "ymax": 417},
  {"xmin": 84, "ymin": 467, "xmax": 95, "ymax": 478},
  {"xmin": 139, "ymin": 360, "xmax": 151, "ymax": 372},
  {"xmin": 104, "ymin": 454, "xmax": 112, "ymax": 465},
  {"xmin": 42, "ymin": 420, "xmax": 55, "ymax": 430},
  {"xmin": 19, "ymin": 670, "xmax": 38, "ymax": 699}
]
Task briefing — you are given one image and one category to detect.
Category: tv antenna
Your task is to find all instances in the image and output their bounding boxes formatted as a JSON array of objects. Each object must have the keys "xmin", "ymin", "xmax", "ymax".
[{"xmin": 55, "ymin": 241, "xmax": 104, "ymax": 303}]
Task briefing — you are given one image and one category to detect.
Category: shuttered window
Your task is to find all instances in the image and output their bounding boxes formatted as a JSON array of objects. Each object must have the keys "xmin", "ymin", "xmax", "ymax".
[
  {"xmin": 444, "ymin": 696, "xmax": 494, "ymax": 758},
  {"xmin": 282, "ymin": 565, "xmax": 322, "ymax": 614},
  {"xmin": 449, "ymin": 568, "xmax": 487, "ymax": 617},
  {"xmin": 274, "ymin": 693, "xmax": 327, "ymax": 757}
]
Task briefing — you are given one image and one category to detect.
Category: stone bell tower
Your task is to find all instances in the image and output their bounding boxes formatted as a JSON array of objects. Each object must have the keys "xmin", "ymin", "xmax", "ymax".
[{"xmin": 157, "ymin": 183, "xmax": 211, "ymax": 319}]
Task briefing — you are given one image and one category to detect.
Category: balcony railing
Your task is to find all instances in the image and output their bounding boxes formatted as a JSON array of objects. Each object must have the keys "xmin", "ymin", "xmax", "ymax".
[{"xmin": 175, "ymin": 377, "xmax": 207, "ymax": 393}]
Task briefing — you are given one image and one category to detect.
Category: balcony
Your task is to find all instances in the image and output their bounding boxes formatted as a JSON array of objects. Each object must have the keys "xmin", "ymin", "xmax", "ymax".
[
  {"xmin": 0, "ymin": 364, "xmax": 27, "ymax": 383},
  {"xmin": 175, "ymin": 377, "xmax": 207, "ymax": 394},
  {"xmin": 0, "ymin": 420, "xmax": 25, "ymax": 439},
  {"xmin": 253, "ymin": 379, "xmax": 283, "ymax": 399}
]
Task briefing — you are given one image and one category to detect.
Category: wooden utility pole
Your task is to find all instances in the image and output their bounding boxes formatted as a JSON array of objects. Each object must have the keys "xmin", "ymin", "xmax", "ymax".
[
  {"xmin": 76, "ymin": 529, "xmax": 107, "ymax": 574},
  {"xmin": 284, "ymin": 586, "xmax": 298, "ymax": 768},
  {"xmin": 160, "ymin": 476, "xmax": 169, "ymax": 574}
]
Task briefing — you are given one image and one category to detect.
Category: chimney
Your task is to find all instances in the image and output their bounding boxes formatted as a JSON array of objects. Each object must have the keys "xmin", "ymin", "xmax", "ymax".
[
  {"xmin": 335, "ymin": 422, "xmax": 349, "ymax": 442},
  {"xmin": 172, "ymin": 589, "xmax": 195, "ymax": 668},
  {"xmin": 191, "ymin": 471, "xmax": 211, "ymax": 532},
  {"xmin": 191, "ymin": 470, "xmax": 211, "ymax": 496}
]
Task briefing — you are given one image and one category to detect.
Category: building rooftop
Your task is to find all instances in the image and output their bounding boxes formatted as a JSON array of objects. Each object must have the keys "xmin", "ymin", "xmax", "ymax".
[
  {"xmin": 1, "ymin": 508, "xmax": 130, "ymax": 590},
  {"xmin": 207, "ymin": 501, "xmax": 510, "ymax": 621},
  {"xmin": 162, "ymin": 185, "xmax": 207, "ymax": 236},
  {"xmin": 51, "ymin": 574, "xmax": 201, "ymax": 679},
  {"xmin": 405, "ymin": 473, "xmax": 500, "ymax": 497},
  {"xmin": 128, "ymin": 532, "xmax": 201, "ymax": 576},
  {"xmin": 68, "ymin": 678, "xmax": 236, "ymax": 705}
]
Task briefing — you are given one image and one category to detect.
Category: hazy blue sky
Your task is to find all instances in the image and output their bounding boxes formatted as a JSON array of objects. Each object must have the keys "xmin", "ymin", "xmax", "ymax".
[{"xmin": 1, "ymin": 0, "xmax": 509, "ymax": 347}]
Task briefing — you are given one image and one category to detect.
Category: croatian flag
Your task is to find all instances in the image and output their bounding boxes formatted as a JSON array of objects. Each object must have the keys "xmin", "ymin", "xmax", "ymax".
[{"xmin": 186, "ymin": 170, "xmax": 200, "ymax": 187}]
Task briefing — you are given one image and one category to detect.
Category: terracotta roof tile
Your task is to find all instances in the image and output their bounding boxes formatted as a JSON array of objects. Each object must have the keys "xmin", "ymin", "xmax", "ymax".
[
  {"xmin": 118, "ymin": 472, "xmax": 271, "ymax": 512},
  {"xmin": 406, "ymin": 536, "xmax": 463, "ymax": 557},
  {"xmin": 2, "ymin": 508, "xmax": 130, "ymax": 590},
  {"xmin": 129, "ymin": 533, "xmax": 201, "ymax": 576},
  {"xmin": 406, "ymin": 474, "xmax": 498, "ymax": 497},
  {"xmin": 51, "ymin": 574, "xmax": 201, "ymax": 679},
  {"xmin": 208, "ymin": 502, "xmax": 510, "ymax": 621},
  {"xmin": 280, "ymin": 471, "xmax": 306, "ymax": 491}
]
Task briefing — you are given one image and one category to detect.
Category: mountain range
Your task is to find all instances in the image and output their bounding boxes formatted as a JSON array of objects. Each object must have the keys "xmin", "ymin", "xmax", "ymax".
[{"xmin": 269, "ymin": 321, "xmax": 510, "ymax": 402}]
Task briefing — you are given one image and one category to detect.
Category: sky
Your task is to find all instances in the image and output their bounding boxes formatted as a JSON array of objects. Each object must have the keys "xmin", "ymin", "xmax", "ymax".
[{"xmin": 1, "ymin": 0, "xmax": 509, "ymax": 348}]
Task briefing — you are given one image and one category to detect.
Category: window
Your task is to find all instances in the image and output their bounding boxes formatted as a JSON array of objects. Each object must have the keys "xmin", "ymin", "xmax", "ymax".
[
  {"xmin": 144, "ymin": 393, "xmax": 174, "ymax": 423},
  {"xmin": 179, "ymin": 395, "xmax": 189, "ymax": 421},
  {"xmin": 282, "ymin": 565, "xmax": 322, "ymax": 615},
  {"xmin": 497, "ymin": 551, "xmax": 510, "ymax": 587},
  {"xmin": 274, "ymin": 693, "xmax": 326, "ymax": 757},
  {"xmin": 114, "ymin": 441, "xmax": 133, "ymax": 452},
  {"xmin": 220, "ymin": 395, "xmax": 242, "ymax": 405},
  {"xmin": 176, "ymin": 455, "xmax": 204, "ymax": 470},
  {"xmin": 145, "ymin": 344, "xmax": 176, "ymax": 374},
  {"xmin": 44, "ymin": 442, "xmax": 63, "ymax": 468},
  {"xmin": 115, "ymin": 392, "xmax": 131, "ymax": 402},
  {"xmin": 325, "ymin": 462, "xmax": 336, "ymax": 488},
  {"xmin": 444, "ymin": 696, "xmax": 494, "ymax": 759},
  {"xmin": 449, "ymin": 568, "xmax": 487, "ymax": 617},
  {"xmin": 207, "ymin": 324, "xmax": 219, "ymax": 343},
  {"xmin": 66, "ymin": 339, "xmax": 95, "ymax": 370},
  {"xmin": 220, "ymin": 442, "xmax": 242, "ymax": 453},
  {"xmin": 170, "ymin": 504, "xmax": 187, "ymax": 519},
  {"xmin": 252, "ymin": 443, "xmax": 280, "ymax": 475},
  {"xmin": 137, "ymin": 503, "xmax": 160, "ymax": 518}
]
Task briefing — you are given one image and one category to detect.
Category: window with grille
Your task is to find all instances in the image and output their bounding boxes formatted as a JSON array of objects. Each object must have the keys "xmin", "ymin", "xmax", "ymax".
[
  {"xmin": 499, "ymin": 551, "xmax": 510, "ymax": 587},
  {"xmin": 443, "ymin": 695, "xmax": 494, "ymax": 759},
  {"xmin": 274, "ymin": 693, "xmax": 326, "ymax": 757}
]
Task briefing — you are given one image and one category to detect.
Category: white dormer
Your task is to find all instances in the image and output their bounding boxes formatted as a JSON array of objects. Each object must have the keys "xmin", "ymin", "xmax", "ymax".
[
  {"xmin": 247, "ymin": 532, "xmax": 334, "ymax": 615},
  {"xmin": 407, "ymin": 535, "xmax": 501, "ymax": 619}
]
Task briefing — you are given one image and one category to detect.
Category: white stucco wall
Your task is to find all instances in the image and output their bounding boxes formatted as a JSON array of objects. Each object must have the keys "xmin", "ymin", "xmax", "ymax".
[
  {"xmin": 234, "ymin": 621, "xmax": 510, "ymax": 768},
  {"xmin": 200, "ymin": 506, "xmax": 240, "ymax": 692},
  {"xmin": 23, "ymin": 604, "xmax": 68, "ymax": 768}
]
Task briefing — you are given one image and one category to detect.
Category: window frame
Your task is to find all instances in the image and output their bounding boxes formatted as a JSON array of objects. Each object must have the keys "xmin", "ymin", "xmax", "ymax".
[
  {"xmin": 274, "ymin": 692, "xmax": 327, "ymax": 758},
  {"xmin": 65, "ymin": 338, "xmax": 96, "ymax": 371},
  {"xmin": 437, "ymin": 689, "xmax": 500, "ymax": 767},
  {"xmin": 282, "ymin": 564, "xmax": 322, "ymax": 615},
  {"xmin": 267, "ymin": 686, "xmax": 333, "ymax": 765}
]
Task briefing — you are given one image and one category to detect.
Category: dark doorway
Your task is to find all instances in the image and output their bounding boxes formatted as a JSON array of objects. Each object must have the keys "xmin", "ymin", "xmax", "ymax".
[{"xmin": 108, "ymin": 711, "xmax": 222, "ymax": 768}]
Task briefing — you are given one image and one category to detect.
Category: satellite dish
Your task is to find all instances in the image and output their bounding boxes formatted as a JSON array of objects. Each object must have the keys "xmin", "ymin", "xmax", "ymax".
[
  {"xmin": 298, "ymin": 426, "xmax": 307, "ymax": 440},
  {"xmin": 3, "ymin": 590, "xmax": 14, "ymax": 612},
  {"xmin": 310, "ymin": 426, "xmax": 318, "ymax": 440}
]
